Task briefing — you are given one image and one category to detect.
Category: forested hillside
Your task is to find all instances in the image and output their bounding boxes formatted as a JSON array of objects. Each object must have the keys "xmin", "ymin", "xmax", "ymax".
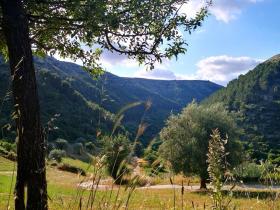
[
  {"xmin": 0, "ymin": 57, "xmax": 221, "ymax": 145},
  {"xmin": 205, "ymin": 55, "xmax": 280, "ymax": 162}
]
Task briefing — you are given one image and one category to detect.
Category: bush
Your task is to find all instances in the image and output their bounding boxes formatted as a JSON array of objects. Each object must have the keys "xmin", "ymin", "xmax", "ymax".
[
  {"xmin": 0, "ymin": 146, "xmax": 8, "ymax": 156},
  {"xmin": 5, "ymin": 152, "xmax": 17, "ymax": 161},
  {"xmin": 0, "ymin": 146, "xmax": 17, "ymax": 161},
  {"xmin": 233, "ymin": 162, "xmax": 262, "ymax": 182},
  {"xmin": 55, "ymin": 138, "xmax": 68, "ymax": 150},
  {"xmin": 102, "ymin": 134, "xmax": 131, "ymax": 184},
  {"xmin": 150, "ymin": 160, "xmax": 165, "ymax": 176},
  {"xmin": 57, "ymin": 163, "xmax": 86, "ymax": 176},
  {"xmin": 144, "ymin": 150, "xmax": 158, "ymax": 165},
  {"xmin": 85, "ymin": 142, "xmax": 96, "ymax": 154},
  {"xmin": 48, "ymin": 149, "xmax": 66, "ymax": 162},
  {"xmin": 133, "ymin": 142, "xmax": 144, "ymax": 157},
  {"xmin": 73, "ymin": 143, "xmax": 84, "ymax": 155},
  {"xmin": 143, "ymin": 137, "xmax": 162, "ymax": 165},
  {"xmin": 75, "ymin": 137, "xmax": 86, "ymax": 144},
  {"xmin": 46, "ymin": 142, "xmax": 55, "ymax": 154},
  {"xmin": 0, "ymin": 140, "xmax": 17, "ymax": 161},
  {"xmin": 0, "ymin": 140, "xmax": 16, "ymax": 152}
]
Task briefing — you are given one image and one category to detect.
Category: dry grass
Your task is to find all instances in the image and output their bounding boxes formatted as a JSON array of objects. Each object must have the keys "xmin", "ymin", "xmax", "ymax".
[
  {"xmin": 0, "ymin": 156, "xmax": 15, "ymax": 172},
  {"xmin": 1, "ymin": 157, "xmax": 280, "ymax": 210},
  {"xmin": 149, "ymin": 173, "xmax": 200, "ymax": 186}
]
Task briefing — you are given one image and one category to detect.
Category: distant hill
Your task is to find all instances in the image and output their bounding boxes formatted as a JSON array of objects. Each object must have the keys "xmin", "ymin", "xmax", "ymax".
[
  {"xmin": 0, "ymin": 57, "xmax": 221, "ymax": 145},
  {"xmin": 205, "ymin": 55, "xmax": 280, "ymax": 161}
]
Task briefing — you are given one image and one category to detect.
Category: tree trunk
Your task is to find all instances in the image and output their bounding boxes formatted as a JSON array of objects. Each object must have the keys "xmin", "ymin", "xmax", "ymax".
[
  {"xmin": 1, "ymin": 1, "xmax": 48, "ymax": 209},
  {"xmin": 200, "ymin": 178, "xmax": 207, "ymax": 189}
]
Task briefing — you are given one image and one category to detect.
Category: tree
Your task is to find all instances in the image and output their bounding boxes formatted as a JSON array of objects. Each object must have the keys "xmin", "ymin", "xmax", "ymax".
[
  {"xmin": 159, "ymin": 102, "xmax": 242, "ymax": 189},
  {"xmin": 0, "ymin": 1, "xmax": 210, "ymax": 209}
]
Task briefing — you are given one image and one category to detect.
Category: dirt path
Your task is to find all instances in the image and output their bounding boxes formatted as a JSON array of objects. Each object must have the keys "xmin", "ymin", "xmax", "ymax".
[
  {"xmin": 78, "ymin": 182, "xmax": 280, "ymax": 191},
  {"xmin": 0, "ymin": 171, "xmax": 14, "ymax": 175}
]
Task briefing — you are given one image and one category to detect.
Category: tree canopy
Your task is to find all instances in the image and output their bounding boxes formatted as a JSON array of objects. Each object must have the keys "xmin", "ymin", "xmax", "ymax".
[
  {"xmin": 204, "ymin": 55, "xmax": 280, "ymax": 162},
  {"xmin": 0, "ymin": 0, "xmax": 210, "ymax": 70},
  {"xmin": 159, "ymin": 102, "xmax": 243, "ymax": 188}
]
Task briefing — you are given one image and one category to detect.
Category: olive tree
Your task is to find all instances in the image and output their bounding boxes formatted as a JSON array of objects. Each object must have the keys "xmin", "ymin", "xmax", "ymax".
[
  {"xmin": 159, "ymin": 102, "xmax": 242, "ymax": 189},
  {"xmin": 0, "ymin": 1, "xmax": 210, "ymax": 209}
]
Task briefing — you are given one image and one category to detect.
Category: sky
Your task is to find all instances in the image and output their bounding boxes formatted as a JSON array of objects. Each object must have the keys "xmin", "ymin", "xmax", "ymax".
[{"xmin": 57, "ymin": 0, "xmax": 280, "ymax": 86}]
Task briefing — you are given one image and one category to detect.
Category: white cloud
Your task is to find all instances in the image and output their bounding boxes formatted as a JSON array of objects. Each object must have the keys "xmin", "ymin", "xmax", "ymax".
[
  {"xmin": 188, "ymin": 55, "xmax": 263, "ymax": 85},
  {"xmin": 100, "ymin": 50, "xmax": 139, "ymax": 69},
  {"xmin": 180, "ymin": 0, "xmax": 263, "ymax": 23},
  {"xmin": 134, "ymin": 59, "xmax": 177, "ymax": 80},
  {"xmin": 134, "ymin": 68, "xmax": 177, "ymax": 80},
  {"xmin": 134, "ymin": 55, "xmax": 263, "ymax": 86}
]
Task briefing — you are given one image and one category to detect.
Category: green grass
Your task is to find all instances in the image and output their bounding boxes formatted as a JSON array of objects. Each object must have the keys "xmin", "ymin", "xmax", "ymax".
[
  {"xmin": 1, "ymin": 156, "xmax": 280, "ymax": 209},
  {"xmin": 0, "ymin": 156, "xmax": 15, "ymax": 171},
  {"xmin": 61, "ymin": 157, "xmax": 96, "ymax": 173}
]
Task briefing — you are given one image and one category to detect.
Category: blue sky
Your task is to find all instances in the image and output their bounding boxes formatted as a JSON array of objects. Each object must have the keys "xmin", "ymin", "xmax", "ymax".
[{"xmin": 58, "ymin": 0, "xmax": 280, "ymax": 86}]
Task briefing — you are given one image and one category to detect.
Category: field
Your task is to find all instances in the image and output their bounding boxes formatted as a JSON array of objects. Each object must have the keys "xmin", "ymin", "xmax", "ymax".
[{"xmin": 1, "ymin": 157, "xmax": 280, "ymax": 210}]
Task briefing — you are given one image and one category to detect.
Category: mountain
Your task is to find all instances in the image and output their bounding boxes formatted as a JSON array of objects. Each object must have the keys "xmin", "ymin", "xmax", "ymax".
[
  {"xmin": 204, "ymin": 55, "xmax": 280, "ymax": 162},
  {"xmin": 0, "ymin": 57, "xmax": 221, "ymax": 145}
]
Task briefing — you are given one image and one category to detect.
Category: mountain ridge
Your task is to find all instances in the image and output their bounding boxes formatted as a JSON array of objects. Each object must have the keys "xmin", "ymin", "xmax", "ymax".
[
  {"xmin": 0, "ymin": 56, "xmax": 222, "ymax": 145},
  {"xmin": 204, "ymin": 54, "xmax": 280, "ymax": 162}
]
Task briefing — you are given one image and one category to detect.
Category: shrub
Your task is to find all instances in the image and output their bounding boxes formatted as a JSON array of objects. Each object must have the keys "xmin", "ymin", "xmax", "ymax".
[
  {"xmin": 85, "ymin": 142, "xmax": 96, "ymax": 154},
  {"xmin": 0, "ymin": 140, "xmax": 16, "ymax": 152},
  {"xmin": 0, "ymin": 146, "xmax": 8, "ymax": 156},
  {"xmin": 0, "ymin": 146, "xmax": 17, "ymax": 161},
  {"xmin": 143, "ymin": 137, "xmax": 162, "ymax": 165},
  {"xmin": 233, "ymin": 162, "xmax": 263, "ymax": 182},
  {"xmin": 73, "ymin": 142, "xmax": 84, "ymax": 155},
  {"xmin": 102, "ymin": 134, "xmax": 131, "ymax": 184},
  {"xmin": 133, "ymin": 142, "xmax": 144, "ymax": 157},
  {"xmin": 55, "ymin": 138, "xmax": 68, "ymax": 150},
  {"xmin": 144, "ymin": 150, "xmax": 158, "ymax": 165},
  {"xmin": 48, "ymin": 149, "xmax": 66, "ymax": 162},
  {"xmin": 150, "ymin": 160, "xmax": 165, "ymax": 176},
  {"xmin": 46, "ymin": 142, "xmax": 55, "ymax": 154},
  {"xmin": 57, "ymin": 163, "xmax": 86, "ymax": 176},
  {"xmin": 5, "ymin": 152, "xmax": 17, "ymax": 161}
]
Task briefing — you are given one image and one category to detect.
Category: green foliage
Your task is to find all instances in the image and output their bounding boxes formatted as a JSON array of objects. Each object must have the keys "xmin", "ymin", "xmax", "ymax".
[
  {"xmin": 0, "ymin": 140, "xmax": 16, "ymax": 153},
  {"xmin": 144, "ymin": 137, "xmax": 162, "ymax": 165},
  {"xmin": 133, "ymin": 142, "xmax": 144, "ymax": 157},
  {"xmin": 85, "ymin": 142, "xmax": 96, "ymax": 154},
  {"xmin": 233, "ymin": 162, "xmax": 263, "ymax": 182},
  {"xmin": 0, "ymin": 140, "xmax": 17, "ymax": 161},
  {"xmin": 73, "ymin": 143, "xmax": 84, "ymax": 155},
  {"xmin": 55, "ymin": 138, "xmax": 68, "ymax": 150},
  {"xmin": 232, "ymin": 160, "xmax": 279, "ymax": 184},
  {"xmin": 159, "ymin": 102, "xmax": 242, "ymax": 183},
  {"xmin": 0, "ymin": 57, "xmax": 221, "ymax": 145},
  {"xmin": 204, "ymin": 55, "xmax": 280, "ymax": 160},
  {"xmin": 57, "ymin": 163, "xmax": 86, "ymax": 176},
  {"xmin": 13, "ymin": 0, "xmax": 211, "ymax": 71},
  {"xmin": 207, "ymin": 129, "xmax": 229, "ymax": 210},
  {"xmin": 48, "ymin": 149, "xmax": 66, "ymax": 163},
  {"xmin": 102, "ymin": 134, "xmax": 131, "ymax": 183}
]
